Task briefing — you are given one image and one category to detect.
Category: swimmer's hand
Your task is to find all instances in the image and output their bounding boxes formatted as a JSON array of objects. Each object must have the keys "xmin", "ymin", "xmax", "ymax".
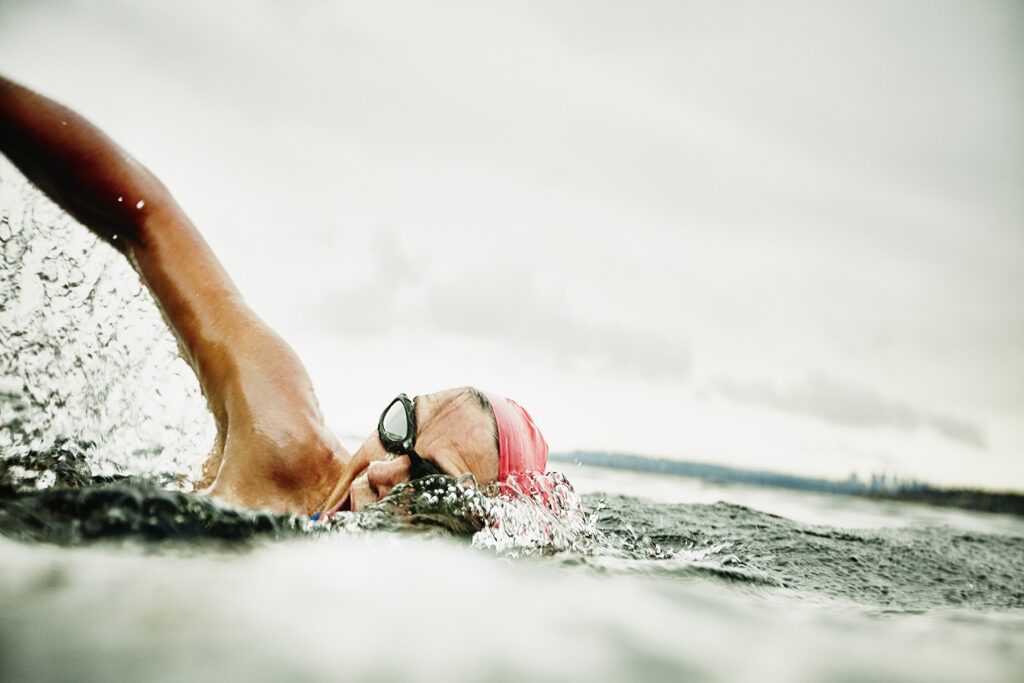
[{"xmin": 317, "ymin": 448, "xmax": 377, "ymax": 517}]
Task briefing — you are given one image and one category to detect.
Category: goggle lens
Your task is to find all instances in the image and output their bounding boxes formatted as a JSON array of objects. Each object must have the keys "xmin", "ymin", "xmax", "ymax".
[{"xmin": 381, "ymin": 399, "xmax": 409, "ymax": 441}]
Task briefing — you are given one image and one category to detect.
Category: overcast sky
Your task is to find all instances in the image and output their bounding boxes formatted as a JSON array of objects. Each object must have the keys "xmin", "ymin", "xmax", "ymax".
[{"xmin": 2, "ymin": 0, "xmax": 1022, "ymax": 489}]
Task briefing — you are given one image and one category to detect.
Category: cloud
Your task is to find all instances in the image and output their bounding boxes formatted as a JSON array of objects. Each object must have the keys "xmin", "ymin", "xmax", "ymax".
[
  {"xmin": 320, "ymin": 232, "xmax": 690, "ymax": 382},
  {"xmin": 715, "ymin": 373, "xmax": 986, "ymax": 449}
]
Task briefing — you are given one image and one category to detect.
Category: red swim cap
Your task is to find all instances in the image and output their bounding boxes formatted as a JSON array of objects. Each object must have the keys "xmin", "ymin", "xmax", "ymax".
[{"xmin": 483, "ymin": 391, "xmax": 548, "ymax": 481}]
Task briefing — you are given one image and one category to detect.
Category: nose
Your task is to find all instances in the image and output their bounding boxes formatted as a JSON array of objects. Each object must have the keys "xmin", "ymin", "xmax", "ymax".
[{"xmin": 366, "ymin": 456, "xmax": 411, "ymax": 500}]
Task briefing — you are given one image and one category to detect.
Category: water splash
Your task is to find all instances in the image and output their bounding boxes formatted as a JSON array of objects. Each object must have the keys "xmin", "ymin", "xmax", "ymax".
[
  {"xmin": 0, "ymin": 158, "xmax": 213, "ymax": 485},
  {"xmin": 310, "ymin": 471, "xmax": 592, "ymax": 555},
  {"xmin": 472, "ymin": 471, "xmax": 596, "ymax": 557},
  {"xmin": 322, "ymin": 470, "xmax": 726, "ymax": 568}
]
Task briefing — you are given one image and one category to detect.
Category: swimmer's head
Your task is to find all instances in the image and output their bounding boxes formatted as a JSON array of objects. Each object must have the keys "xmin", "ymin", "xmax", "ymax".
[{"xmin": 345, "ymin": 386, "xmax": 547, "ymax": 512}]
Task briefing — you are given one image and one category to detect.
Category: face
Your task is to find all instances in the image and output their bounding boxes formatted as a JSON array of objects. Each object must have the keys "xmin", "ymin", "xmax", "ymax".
[{"xmin": 347, "ymin": 387, "xmax": 499, "ymax": 511}]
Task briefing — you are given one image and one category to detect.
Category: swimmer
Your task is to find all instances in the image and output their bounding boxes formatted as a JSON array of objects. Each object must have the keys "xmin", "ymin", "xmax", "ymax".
[{"xmin": 0, "ymin": 74, "xmax": 547, "ymax": 516}]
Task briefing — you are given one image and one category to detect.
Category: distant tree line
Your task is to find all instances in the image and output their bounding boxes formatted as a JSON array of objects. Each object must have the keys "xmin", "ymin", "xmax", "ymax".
[{"xmin": 550, "ymin": 451, "xmax": 1024, "ymax": 517}]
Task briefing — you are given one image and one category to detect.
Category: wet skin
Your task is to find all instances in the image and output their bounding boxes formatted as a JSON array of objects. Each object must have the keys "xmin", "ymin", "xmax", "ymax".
[
  {"xmin": 0, "ymin": 75, "xmax": 496, "ymax": 515},
  {"xmin": 326, "ymin": 388, "xmax": 499, "ymax": 514}
]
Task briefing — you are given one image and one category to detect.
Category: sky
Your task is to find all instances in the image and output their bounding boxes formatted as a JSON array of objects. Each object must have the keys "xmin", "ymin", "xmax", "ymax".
[{"xmin": 1, "ymin": 0, "xmax": 1022, "ymax": 490}]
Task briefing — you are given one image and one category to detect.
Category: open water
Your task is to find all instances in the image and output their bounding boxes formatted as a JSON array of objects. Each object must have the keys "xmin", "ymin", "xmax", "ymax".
[
  {"xmin": 2, "ymin": 162, "xmax": 1024, "ymax": 682},
  {"xmin": 1, "ymin": 452, "xmax": 1023, "ymax": 683}
]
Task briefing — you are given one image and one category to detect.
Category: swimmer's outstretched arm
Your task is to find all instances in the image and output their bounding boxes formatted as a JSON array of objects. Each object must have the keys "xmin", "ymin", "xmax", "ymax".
[
  {"xmin": 0, "ymin": 75, "xmax": 243, "ymax": 378},
  {"xmin": 0, "ymin": 75, "xmax": 346, "ymax": 512}
]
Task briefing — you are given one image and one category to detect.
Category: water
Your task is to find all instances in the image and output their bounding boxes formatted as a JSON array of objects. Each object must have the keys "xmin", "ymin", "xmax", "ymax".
[
  {"xmin": 0, "ymin": 159, "xmax": 213, "ymax": 484},
  {"xmin": 2, "ymin": 451, "xmax": 1023, "ymax": 682},
  {"xmin": 2, "ymin": 165, "xmax": 1024, "ymax": 682}
]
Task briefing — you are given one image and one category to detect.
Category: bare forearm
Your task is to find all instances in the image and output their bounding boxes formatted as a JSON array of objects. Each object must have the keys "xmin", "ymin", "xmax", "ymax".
[{"xmin": 0, "ymin": 74, "xmax": 167, "ymax": 249}]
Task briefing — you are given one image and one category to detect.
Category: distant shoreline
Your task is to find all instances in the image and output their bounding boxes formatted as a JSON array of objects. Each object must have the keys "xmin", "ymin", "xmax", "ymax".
[{"xmin": 550, "ymin": 451, "xmax": 1024, "ymax": 517}]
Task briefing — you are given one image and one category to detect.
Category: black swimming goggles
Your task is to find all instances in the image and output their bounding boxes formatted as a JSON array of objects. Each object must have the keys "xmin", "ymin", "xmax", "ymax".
[{"xmin": 378, "ymin": 394, "xmax": 446, "ymax": 481}]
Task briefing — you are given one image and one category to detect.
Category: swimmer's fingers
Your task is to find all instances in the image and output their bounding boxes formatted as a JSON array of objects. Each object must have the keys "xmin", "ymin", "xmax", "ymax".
[
  {"xmin": 316, "ymin": 449, "xmax": 372, "ymax": 517},
  {"xmin": 318, "ymin": 476, "xmax": 352, "ymax": 518}
]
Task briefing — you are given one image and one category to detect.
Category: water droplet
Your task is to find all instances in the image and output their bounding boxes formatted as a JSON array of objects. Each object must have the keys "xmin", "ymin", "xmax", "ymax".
[
  {"xmin": 3, "ymin": 239, "xmax": 26, "ymax": 264},
  {"xmin": 136, "ymin": 200, "xmax": 145, "ymax": 209},
  {"xmin": 37, "ymin": 261, "xmax": 58, "ymax": 282},
  {"xmin": 67, "ymin": 267, "xmax": 85, "ymax": 287}
]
